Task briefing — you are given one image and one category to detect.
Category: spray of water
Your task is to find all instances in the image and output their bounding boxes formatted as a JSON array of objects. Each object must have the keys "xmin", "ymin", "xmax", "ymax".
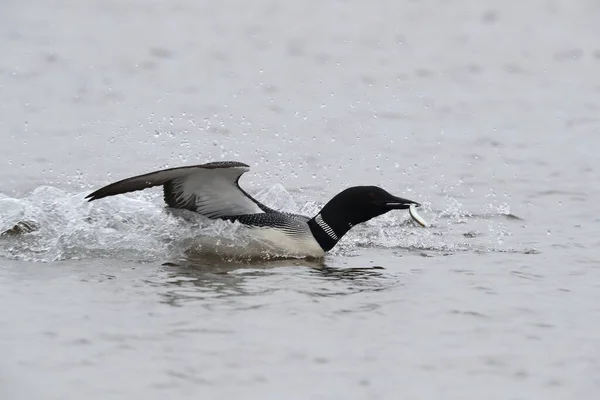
[{"xmin": 0, "ymin": 185, "xmax": 518, "ymax": 263}]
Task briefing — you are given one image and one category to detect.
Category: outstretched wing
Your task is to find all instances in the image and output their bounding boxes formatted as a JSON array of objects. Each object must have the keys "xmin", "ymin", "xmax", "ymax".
[{"xmin": 85, "ymin": 161, "xmax": 271, "ymax": 218}]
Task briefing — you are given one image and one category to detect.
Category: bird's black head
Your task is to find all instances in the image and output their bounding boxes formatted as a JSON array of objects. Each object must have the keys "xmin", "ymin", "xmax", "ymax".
[
  {"xmin": 308, "ymin": 186, "xmax": 421, "ymax": 251},
  {"xmin": 328, "ymin": 186, "xmax": 420, "ymax": 224}
]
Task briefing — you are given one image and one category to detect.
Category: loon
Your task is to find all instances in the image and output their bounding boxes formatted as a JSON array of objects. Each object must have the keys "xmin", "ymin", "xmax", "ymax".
[{"xmin": 85, "ymin": 161, "xmax": 421, "ymax": 258}]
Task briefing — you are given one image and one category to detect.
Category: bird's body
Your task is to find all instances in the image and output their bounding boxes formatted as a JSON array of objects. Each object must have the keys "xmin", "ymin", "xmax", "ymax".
[{"xmin": 86, "ymin": 161, "xmax": 421, "ymax": 258}]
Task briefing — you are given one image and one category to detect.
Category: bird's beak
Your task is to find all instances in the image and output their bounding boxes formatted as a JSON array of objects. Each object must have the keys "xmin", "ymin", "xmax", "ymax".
[{"xmin": 382, "ymin": 195, "xmax": 421, "ymax": 210}]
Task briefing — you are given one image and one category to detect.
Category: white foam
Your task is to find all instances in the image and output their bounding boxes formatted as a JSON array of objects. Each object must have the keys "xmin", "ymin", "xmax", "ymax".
[{"xmin": 0, "ymin": 185, "xmax": 515, "ymax": 262}]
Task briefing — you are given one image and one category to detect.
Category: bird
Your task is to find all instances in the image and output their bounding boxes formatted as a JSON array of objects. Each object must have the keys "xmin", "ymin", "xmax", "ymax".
[{"xmin": 85, "ymin": 161, "xmax": 421, "ymax": 258}]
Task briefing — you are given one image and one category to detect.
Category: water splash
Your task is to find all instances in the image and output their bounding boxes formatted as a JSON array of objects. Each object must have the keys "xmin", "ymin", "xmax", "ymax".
[{"xmin": 0, "ymin": 185, "xmax": 517, "ymax": 262}]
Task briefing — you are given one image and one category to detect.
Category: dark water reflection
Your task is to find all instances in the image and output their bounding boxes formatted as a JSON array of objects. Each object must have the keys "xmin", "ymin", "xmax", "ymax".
[{"xmin": 155, "ymin": 254, "xmax": 393, "ymax": 306}]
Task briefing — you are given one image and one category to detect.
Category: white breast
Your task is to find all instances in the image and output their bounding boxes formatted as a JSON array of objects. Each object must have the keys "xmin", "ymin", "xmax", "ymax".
[{"xmin": 250, "ymin": 226, "xmax": 325, "ymax": 258}]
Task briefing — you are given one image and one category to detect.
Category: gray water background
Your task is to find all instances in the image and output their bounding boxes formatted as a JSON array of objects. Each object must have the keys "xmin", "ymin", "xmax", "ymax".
[{"xmin": 1, "ymin": 0, "xmax": 600, "ymax": 399}]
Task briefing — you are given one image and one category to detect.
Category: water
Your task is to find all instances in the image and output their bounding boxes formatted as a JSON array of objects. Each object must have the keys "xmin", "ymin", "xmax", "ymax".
[{"xmin": 1, "ymin": 0, "xmax": 600, "ymax": 398}]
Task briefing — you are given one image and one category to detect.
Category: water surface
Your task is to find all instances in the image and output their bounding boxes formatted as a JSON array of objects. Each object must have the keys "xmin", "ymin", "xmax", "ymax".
[{"xmin": 1, "ymin": 0, "xmax": 600, "ymax": 399}]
